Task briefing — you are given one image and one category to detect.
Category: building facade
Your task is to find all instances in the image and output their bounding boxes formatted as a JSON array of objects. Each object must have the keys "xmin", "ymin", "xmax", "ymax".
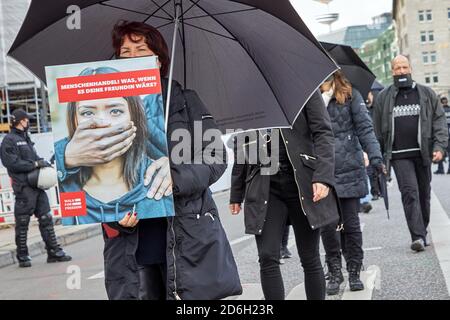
[
  {"xmin": 0, "ymin": 0, "xmax": 49, "ymax": 133},
  {"xmin": 359, "ymin": 25, "xmax": 399, "ymax": 86},
  {"xmin": 318, "ymin": 13, "xmax": 392, "ymax": 49},
  {"xmin": 393, "ymin": 0, "xmax": 450, "ymax": 97}
]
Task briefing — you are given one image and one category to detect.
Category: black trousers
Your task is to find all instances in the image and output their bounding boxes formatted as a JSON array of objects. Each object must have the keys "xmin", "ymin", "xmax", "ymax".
[
  {"xmin": 255, "ymin": 169, "xmax": 325, "ymax": 300},
  {"xmin": 391, "ymin": 158, "xmax": 431, "ymax": 242},
  {"xmin": 138, "ymin": 263, "xmax": 167, "ymax": 300},
  {"xmin": 321, "ymin": 198, "xmax": 363, "ymax": 266},
  {"xmin": 13, "ymin": 186, "xmax": 53, "ymax": 258}
]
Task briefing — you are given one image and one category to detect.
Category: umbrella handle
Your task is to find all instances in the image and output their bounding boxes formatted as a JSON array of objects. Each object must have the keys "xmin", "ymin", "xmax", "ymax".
[{"xmin": 165, "ymin": 1, "xmax": 182, "ymax": 133}]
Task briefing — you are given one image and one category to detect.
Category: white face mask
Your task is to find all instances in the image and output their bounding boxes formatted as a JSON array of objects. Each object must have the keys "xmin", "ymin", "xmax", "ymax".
[{"xmin": 321, "ymin": 88, "xmax": 334, "ymax": 107}]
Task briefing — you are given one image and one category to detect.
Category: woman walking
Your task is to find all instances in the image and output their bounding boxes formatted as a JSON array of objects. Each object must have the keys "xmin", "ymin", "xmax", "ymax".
[
  {"xmin": 230, "ymin": 91, "xmax": 340, "ymax": 300},
  {"xmin": 319, "ymin": 71, "xmax": 384, "ymax": 295}
]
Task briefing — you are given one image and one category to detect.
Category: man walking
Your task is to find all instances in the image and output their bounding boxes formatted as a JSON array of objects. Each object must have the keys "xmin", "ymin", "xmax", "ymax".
[
  {"xmin": 0, "ymin": 109, "xmax": 71, "ymax": 267},
  {"xmin": 434, "ymin": 97, "xmax": 450, "ymax": 174},
  {"xmin": 373, "ymin": 55, "xmax": 448, "ymax": 252}
]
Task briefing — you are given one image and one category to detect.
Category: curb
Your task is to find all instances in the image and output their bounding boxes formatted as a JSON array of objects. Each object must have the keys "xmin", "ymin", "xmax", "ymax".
[{"xmin": 0, "ymin": 224, "xmax": 102, "ymax": 269}]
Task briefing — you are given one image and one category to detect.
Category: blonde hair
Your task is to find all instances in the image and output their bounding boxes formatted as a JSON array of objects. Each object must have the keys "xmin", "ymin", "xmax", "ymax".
[{"xmin": 332, "ymin": 70, "xmax": 353, "ymax": 105}]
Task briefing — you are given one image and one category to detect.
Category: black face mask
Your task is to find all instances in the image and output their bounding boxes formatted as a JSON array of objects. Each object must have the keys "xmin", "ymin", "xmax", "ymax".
[{"xmin": 394, "ymin": 74, "xmax": 413, "ymax": 88}]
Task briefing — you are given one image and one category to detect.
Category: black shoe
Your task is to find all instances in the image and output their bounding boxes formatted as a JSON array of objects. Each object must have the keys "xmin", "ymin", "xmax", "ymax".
[
  {"xmin": 434, "ymin": 170, "xmax": 444, "ymax": 174},
  {"xmin": 280, "ymin": 247, "xmax": 292, "ymax": 259},
  {"xmin": 410, "ymin": 239, "xmax": 425, "ymax": 252},
  {"xmin": 326, "ymin": 261, "xmax": 344, "ymax": 296},
  {"xmin": 361, "ymin": 202, "xmax": 373, "ymax": 214},
  {"xmin": 17, "ymin": 256, "xmax": 32, "ymax": 268},
  {"xmin": 47, "ymin": 249, "xmax": 72, "ymax": 263},
  {"xmin": 348, "ymin": 263, "xmax": 364, "ymax": 291}
]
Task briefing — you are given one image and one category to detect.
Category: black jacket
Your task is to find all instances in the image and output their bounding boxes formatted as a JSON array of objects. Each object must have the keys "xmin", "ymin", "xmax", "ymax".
[
  {"xmin": 327, "ymin": 89, "xmax": 382, "ymax": 198},
  {"xmin": 373, "ymin": 83, "xmax": 448, "ymax": 168},
  {"xmin": 57, "ymin": 79, "xmax": 241, "ymax": 300},
  {"xmin": 0, "ymin": 127, "xmax": 41, "ymax": 187},
  {"xmin": 230, "ymin": 91, "xmax": 340, "ymax": 235}
]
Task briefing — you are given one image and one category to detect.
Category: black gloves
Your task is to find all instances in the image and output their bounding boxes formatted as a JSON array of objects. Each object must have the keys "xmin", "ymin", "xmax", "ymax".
[
  {"xmin": 372, "ymin": 159, "xmax": 386, "ymax": 175},
  {"xmin": 35, "ymin": 160, "xmax": 52, "ymax": 168}
]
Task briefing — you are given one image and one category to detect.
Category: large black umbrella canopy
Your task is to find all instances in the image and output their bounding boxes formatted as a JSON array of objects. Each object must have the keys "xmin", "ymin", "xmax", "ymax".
[
  {"xmin": 320, "ymin": 41, "xmax": 375, "ymax": 101},
  {"xmin": 9, "ymin": 0, "xmax": 338, "ymax": 132}
]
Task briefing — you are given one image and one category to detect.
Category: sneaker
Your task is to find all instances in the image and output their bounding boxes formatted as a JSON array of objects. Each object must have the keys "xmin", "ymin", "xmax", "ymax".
[
  {"xmin": 410, "ymin": 239, "xmax": 425, "ymax": 252},
  {"xmin": 280, "ymin": 247, "xmax": 292, "ymax": 259},
  {"xmin": 372, "ymin": 195, "xmax": 380, "ymax": 201},
  {"xmin": 434, "ymin": 170, "xmax": 444, "ymax": 174},
  {"xmin": 279, "ymin": 258, "xmax": 285, "ymax": 265}
]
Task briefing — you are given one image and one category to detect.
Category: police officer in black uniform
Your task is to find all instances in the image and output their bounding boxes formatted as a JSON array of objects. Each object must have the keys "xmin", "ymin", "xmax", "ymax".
[{"xmin": 0, "ymin": 109, "xmax": 71, "ymax": 267}]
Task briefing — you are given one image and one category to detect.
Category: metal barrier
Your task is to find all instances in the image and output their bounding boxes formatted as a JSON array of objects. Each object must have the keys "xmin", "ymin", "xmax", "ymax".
[{"xmin": 0, "ymin": 168, "xmax": 60, "ymax": 225}]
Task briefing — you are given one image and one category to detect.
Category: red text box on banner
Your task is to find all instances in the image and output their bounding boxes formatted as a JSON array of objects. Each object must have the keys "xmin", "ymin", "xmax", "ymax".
[
  {"xmin": 56, "ymin": 69, "xmax": 161, "ymax": 103},
  {"xmin": 60, "ymin": 192, "xmax": 87, "ymax": 217}
]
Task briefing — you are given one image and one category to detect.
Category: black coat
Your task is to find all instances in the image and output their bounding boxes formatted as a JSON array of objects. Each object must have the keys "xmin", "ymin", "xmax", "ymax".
[
  {"xmin": 56, "ymin": 80, "xmax": 242, "ymax": 300},
  {"xmin": 327, "ymin": 89, "xmax": 382, "ymax": 199},
  {"xmin": 0, "ymin": 128, "xmax": 50, "ymax": 216},
  {"xmin": 230, "ymin": 91, "xmax": 341, "ymax": 235},
  {"xmin": 373, "ymin": 83, "xmax": 448, "ymax": 168},
  {"xmin": 0, "ymin": 128, "xmax": 41, "ymax": 186}
]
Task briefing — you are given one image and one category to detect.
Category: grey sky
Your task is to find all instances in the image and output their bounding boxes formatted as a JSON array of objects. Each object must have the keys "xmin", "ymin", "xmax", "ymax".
[{"xmin": 290, "ymin": 0, "xmax": 393, "ymax": 36}]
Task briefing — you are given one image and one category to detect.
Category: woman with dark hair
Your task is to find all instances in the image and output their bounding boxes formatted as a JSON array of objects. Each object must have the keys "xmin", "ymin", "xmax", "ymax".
[
  {"xmin": 319, "ymin": 70, "xmax": 384, "ymax": 295},
  {"xmin": 55, "ymin": 21, "xmax": 241, "ymax": 300}
]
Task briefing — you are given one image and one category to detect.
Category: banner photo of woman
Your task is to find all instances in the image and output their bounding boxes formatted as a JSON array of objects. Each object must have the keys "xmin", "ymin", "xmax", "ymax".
[{"xmin": 45, "ymin": 56, "xmax": 175, "ymax": 225}]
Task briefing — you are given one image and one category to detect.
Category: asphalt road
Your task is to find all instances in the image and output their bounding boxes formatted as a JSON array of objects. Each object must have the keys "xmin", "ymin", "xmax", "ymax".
[{"xmin": 1, "ymin": 172, "xmax": 450, "ymax": 300}]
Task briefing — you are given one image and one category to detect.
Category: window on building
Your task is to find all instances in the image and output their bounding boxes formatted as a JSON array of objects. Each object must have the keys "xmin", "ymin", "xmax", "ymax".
[
  {"xmin": 420, "ymin": 31, "xmax": 427, "ymax": 43},
  {"xmin": 448, "ymin": 8, "xmax": 450, "ymax": 20},
  {"xmin": 419, "ymin": 10, "xmax": 425, "ymax": 22},
  {"xmin": 422, "ymin": 52, "xmax": 429, "ymax": 64},
  {"xmin": 423, "ymin": 51, "xmax": 437, "ymax": 65},
  {"xmin": 421, "ymin": 31, "xmax": 435, "ymax": 43},
  {"xmin": 433, "ymin": 74, "xmax": 439, "ymax": 83},
  {"xmin": 425, "ymin": 73, "xmax": 439, "ymax": 84},
  {"xmin": 404, "ymin": 34, "xmax": 409, "ymax": 48},
  {"xmin": 419, "ymin": 10, "xmax": 433, "ymax": 22},
  {"xmin": 430, "ymin": 51, "xmax": 437, "ymax": 64}
]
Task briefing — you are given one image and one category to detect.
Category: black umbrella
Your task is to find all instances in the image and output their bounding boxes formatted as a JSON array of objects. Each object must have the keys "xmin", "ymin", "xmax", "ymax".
[
  {"xmin": 371, "ymin": 80, "xmax": 385, "ymax": 92},
  {"xmin": 9, "ymin": 0, "xmax": 338, "ymax": 132},
  {"xmin": 320, "ymin": 41, "xmax": 376, "ymax": 100},
  {"xmin": 378, "ymin": 172, "xmax": 390, "ymax": 219}
]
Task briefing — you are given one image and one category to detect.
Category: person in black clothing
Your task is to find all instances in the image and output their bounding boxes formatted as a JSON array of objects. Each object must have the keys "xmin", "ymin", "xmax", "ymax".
[
  {"xmin": 435, "ymin": 97, "xmax": 450, "ymax": 174},
  {"xmin": 230, "ymin": 91, "xmax": 340, "ymax": 300},
  {"xmin": 366, "ymin": 92, "xmax": 382, "ymax": 200},
  {"xmin": 319, "ymin": 71, "xmax": 384, "ymax": 295},
  {"xmin": 0, "ymin": 109, "xmax": 71, "ymax": 267},
  {"xmin": 373, "ymin": 55, "xmax": 448, "ymax": 252}
]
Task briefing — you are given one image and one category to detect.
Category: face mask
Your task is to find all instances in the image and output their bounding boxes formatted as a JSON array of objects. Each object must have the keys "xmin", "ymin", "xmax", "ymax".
[
  {"xmin": 394, "ymin": 74, "xmax": 413, "ymax": 88},
  {"xmin": 321, "ymin": 88, "xmax": 334, "ymax": 107}
]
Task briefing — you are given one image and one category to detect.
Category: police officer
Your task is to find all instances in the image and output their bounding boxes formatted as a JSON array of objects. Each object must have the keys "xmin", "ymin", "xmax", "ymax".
[{"xmin": 0, "ymin": 109, "xmax": 71, "ymax": 267}]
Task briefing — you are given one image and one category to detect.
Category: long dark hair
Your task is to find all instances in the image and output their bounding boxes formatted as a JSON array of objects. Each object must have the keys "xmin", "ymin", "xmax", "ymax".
[
  {"xmin": 66, "ymin": 67, "xmax": 148, "ymax": 190},
  {"xmin": 112, "ymin": 20, "xmax": 170, "ymax": 77}
]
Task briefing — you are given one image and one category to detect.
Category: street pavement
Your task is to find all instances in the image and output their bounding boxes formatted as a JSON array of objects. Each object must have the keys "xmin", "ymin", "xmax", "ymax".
[{"xmin": 1, "ymin": 165, "xmax": 450, "ymax": 300}]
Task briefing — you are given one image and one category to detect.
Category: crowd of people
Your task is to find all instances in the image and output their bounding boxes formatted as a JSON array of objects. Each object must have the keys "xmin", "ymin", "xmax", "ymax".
[{"xmin": 1, "ymin": 19, "xmax": 448, "ymax": 301}]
